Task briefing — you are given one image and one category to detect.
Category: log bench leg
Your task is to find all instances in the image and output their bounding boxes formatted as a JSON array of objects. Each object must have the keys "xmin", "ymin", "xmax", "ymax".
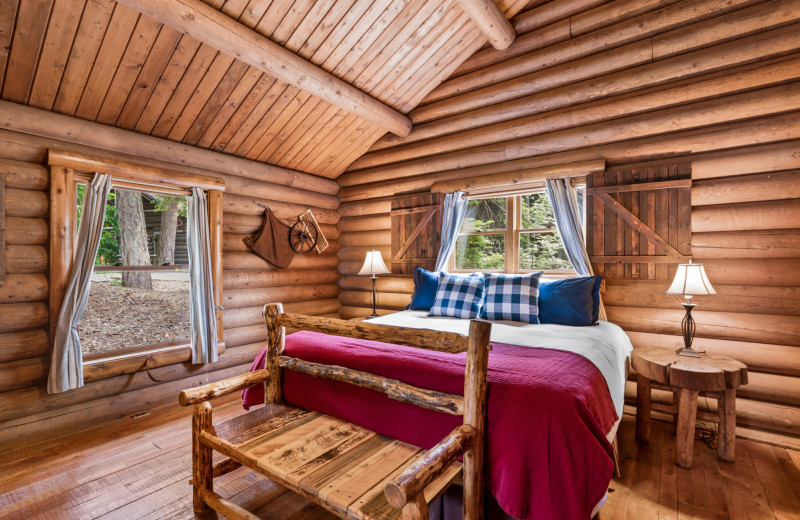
[
  {"xmin": 717, "ymin": 389, "xmax": 737, "ymax": 462},
  {"xmin": 676, "ymin": 388, "xmax": 698, "ymax": 469},
  {"xmin": 635, "ymin": 375, "xmax": 651, "ymax": 442},
  {"xmin": 402, "ymin": 494, "xmax": 429, "ymax": 520},
  {"xmin": 193, "ymin": 401, "xmax": 213, "ymax": 512}
]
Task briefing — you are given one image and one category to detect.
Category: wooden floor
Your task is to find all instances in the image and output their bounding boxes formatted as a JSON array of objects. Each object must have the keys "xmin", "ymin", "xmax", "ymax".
[{"xmin": 1, "ymin": 395, "xmax": 798, "ymax": 520}]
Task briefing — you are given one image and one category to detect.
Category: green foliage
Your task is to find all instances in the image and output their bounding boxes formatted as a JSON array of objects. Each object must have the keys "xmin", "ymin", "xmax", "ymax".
[
  {"xmin": 77, "ymin": 185, "xmax": 121, "ymax": 266},
  {"xmin": 152, "ymin": 195, "xmax": 187, "ymax": 217},
  {"xmin": 520, "ymin": 232, "xmax": 571, "ymax": 270},
  {"xmin": 456, "ymin": 192, "xmax": 576, "ymax": 271},
  {"xmin": 456, "ymin": 234, "xmax": 504, "ymax": 270}
]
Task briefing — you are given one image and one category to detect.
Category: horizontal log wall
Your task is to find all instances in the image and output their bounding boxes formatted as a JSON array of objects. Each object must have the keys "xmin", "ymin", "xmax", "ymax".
[
  {"xmin": 336, "ymin": 0, "xmax": 800, "ymax": 445},
  {"xmin": 0, "ymin": 129, "xmax": 340, "ymax": 447}
]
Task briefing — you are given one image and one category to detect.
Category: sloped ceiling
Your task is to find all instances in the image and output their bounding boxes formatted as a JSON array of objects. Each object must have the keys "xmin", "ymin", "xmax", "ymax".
[{"xmin": 0, "ymin": 0, "xmax": 531, "ymax": 178}]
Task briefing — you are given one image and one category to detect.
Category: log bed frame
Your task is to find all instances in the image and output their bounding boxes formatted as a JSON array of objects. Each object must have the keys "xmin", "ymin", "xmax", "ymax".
[{"xmin": 178, "ymin": 302, "xmax": 493, "ymax": 520}]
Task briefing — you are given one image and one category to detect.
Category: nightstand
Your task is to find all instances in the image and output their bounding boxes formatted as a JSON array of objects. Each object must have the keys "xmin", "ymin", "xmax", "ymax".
[{"xmin": 631, "ymin": 347, "xmax": 748, "ymax": 468}]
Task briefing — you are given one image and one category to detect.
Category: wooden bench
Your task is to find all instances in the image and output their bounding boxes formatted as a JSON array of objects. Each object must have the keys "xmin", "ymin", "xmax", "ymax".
[{"xmin": 179, "ymin": 303, "xmax": 493, "ymax": 520}]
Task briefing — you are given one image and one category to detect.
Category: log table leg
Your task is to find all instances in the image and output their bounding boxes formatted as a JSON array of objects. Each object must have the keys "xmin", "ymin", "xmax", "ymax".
[
  {"xmin": 193, "ymin": 401, "xmax": 213, "ymax": 512},
  {"xmin": 672, "ymin": 390, "xmax": 679, "ymax": 435},
  {"xmin": 636, "ymin": 375, "xmax": 651, "ymax": 441},
  {"xmin": 676, "ymin": 388, "xmax": 699, "ymax": 469},
  {"xmin": 717, "ymin": 389, "xmax": 737, "ymax": 462}
]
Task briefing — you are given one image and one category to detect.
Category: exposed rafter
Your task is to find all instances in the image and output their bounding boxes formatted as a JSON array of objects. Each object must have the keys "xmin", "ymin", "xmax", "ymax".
[
  {"xmin": 114, "ymin": 0, "xmax": 412, "ymax": 137},
  {"xmin": 456, "ymin": 0, "xmax": 516, "ymax": 50}
]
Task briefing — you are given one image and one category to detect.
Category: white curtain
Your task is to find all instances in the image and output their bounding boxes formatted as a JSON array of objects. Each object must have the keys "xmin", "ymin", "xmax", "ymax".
[
  {"xmin": 187, "ymin": 187, "xmax": 218, "ymax": 364},
  {"xmin": 434, "ymin": 191, "xmax": 468, "ymax": 271},
  {"xmin": 48, "ymin": 173, "xmax": 111, "ymax": 394},
  {"xmin": 545, "ymin": 178, "xmax": 607, "ymax": 320}
]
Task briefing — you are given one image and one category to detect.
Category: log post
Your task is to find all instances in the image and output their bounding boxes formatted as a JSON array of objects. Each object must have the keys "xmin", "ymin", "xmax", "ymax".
[
  {"xmin": 263, "ymin": 303, "xmax": 285, "ymax": 404},
  {"xmin": 635, "ymin": 374, "xmax": 651, "ymax": 441},
  {"xmin": 192, "ymin": 401, "xmax": 213, "ymax": 512},
  {"xmin": 676, "ymin": 388, "xmax": 698, "ymax": 468},
  {"xmin": 463, "ymin": 320, "xmax": 492, "ymax": 520},
  {"xmin": 208, "ymin": 189, "xmax": 223, "ymax": 344},
  {"xmin": 718, "ymin": 388, "xmax": 737, "ymax": 462},
  {"xmin": 49, "ymin": 166, "xmax": 74, "ymax": 346},
  {"xmin": 402, "ymin": 494, "xmax": 429, "ymax": 520}
]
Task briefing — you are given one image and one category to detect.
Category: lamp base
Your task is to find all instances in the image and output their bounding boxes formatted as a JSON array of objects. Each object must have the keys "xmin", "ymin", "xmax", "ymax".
[
  {"xmin": 368, "ymin": 313, "xmax": 379, "ymax": 318},
  {"xmin": 675, "ymin": 347, "xmax": 701, "ymax": 358}
]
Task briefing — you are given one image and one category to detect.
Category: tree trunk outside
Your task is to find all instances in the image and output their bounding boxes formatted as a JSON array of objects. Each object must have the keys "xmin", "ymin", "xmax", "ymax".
[
  {"xmin": 156, "ymin": 198, "xmax": 180, "ymax": 265},
  {"xmin": 117, "ymin": 190, "xmax": 152, "ymax": 289}
]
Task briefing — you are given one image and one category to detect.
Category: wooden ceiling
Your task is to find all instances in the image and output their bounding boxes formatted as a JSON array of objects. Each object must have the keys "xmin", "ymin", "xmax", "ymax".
[{"xmin": 0, "ymin": 0, "xmax": 531, "ymax": 178}]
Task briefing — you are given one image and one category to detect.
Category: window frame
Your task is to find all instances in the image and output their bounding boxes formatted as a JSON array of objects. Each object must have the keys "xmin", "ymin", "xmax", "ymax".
[
  {"xmin": 49, "ymin": 150, "xmax": 225, "ymax": 383},
  {"xmin": 450, "ymin": 183, "xmax": 585, "ymax": 275}
]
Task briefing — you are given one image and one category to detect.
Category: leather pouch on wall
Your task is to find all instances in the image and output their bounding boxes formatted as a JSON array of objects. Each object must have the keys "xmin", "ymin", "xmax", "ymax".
[{"xmin": 243, "ymin": 208, "xmax": 295, "ymax": 269}]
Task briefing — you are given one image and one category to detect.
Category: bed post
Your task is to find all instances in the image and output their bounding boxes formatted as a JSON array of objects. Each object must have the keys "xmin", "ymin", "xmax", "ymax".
[
  {"xmin": 263, "ymin": 303, "xmax": 285, "ymax": 404},
  {"xmin": 192, "ymin": 401, "xmax": 213, "ymax": 512},
  {"xmin": 463, "ymin": 320, "xmax": 492, "ymax": 520}
]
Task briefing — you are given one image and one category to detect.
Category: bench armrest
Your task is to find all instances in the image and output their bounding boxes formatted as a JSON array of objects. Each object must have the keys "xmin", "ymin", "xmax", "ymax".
[
  {"xmin": 179, "ymin": 369, "xmax": 270, "ymax": 406},
  {"xmin": 384, "ymin": 424, "xmax": 476, "ymax": 508}
]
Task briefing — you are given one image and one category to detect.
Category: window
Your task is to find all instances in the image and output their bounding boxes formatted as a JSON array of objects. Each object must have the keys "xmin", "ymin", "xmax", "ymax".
[
  {"xmin": 453, "ymin": 187, "xmax": 584, "ymax": 274},
  {"xmin": 77, "ymin": 186, "xmax": 191, "ymax": 357},
  {"xmin": 49, "ymin": 151, "xmax": 225, "ymax": 382}
]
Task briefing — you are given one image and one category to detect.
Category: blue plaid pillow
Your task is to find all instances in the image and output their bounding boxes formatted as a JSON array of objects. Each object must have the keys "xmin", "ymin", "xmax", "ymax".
[
  {"xmin": 481, "ymin": 272, "xmax": 543, "ymax": 323},
  {"xmin": 428, "ymin": 273, "xmax": 485, "ymax": 319}
]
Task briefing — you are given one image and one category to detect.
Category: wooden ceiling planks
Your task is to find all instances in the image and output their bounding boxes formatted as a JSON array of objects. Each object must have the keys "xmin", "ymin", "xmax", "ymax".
[{"xmin": 0, "ymin": 0, "xmax": 529, "ymax": 178}]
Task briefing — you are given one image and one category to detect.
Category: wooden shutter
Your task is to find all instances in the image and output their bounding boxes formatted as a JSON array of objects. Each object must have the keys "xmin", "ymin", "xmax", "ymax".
[
  {"xmin": 586, "ymin": 163, "xmax": 692, "ymax": 281},
  {"xmin": 390, "ymin": 192, "xmax": 443, "ymax": 275}
]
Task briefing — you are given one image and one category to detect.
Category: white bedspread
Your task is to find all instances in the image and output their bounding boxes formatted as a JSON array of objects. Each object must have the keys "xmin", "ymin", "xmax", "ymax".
[{"xmin": 368, "ymin": 311, "xmax": 633, "ymax": 418}]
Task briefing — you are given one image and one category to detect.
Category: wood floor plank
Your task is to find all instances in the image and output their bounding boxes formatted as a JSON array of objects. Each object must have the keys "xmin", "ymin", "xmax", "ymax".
[
  {"xmin": 773, "ymin": 446, "xmax": 800, "ymax": 505},
  {"xmin": 697, "ymin": 439, "xmax": 731, "ymax": 520},
  {"xmin": 625, "ymin": 419, "xmax": 663, "ymax": 519},
  {"xmin": 658, "ymin": 424, "xmax": 679, "ymax": 520},
  {"xmin": 746, "ymin": 441, "xmax": 800, "ymax": 520},
  {"xmin": 716, "ymin": 438, "xmax": 777, "ymax": 520}
]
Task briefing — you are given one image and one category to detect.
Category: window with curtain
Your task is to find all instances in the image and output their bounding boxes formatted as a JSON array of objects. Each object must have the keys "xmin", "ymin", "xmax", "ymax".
[
  {"xmin": 452, "ymin": 187, "xmax": 585, "ymax": 274},
  {"xmin": 76, "ymin": 185, "xmax": 191, "ymax": 358},
  {"xmin": 48, "ymin": 151, "xmax": 224, "ymax": 388}
]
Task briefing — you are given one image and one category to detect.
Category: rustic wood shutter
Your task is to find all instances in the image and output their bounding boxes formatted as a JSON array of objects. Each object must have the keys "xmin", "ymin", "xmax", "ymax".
[
  {"xmin": 586, "ymin": 163, "xmax": 692, "ymax": 281},
  {"xmin": 390, "ymin": 193, "xmax": 443, "ymax": 275}
]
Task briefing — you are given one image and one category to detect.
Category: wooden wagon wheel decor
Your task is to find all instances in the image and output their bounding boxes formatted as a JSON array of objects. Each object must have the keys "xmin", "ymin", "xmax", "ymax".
[{"xmin": 289, "ymin": 219, "xmax": 319, "ymax": 253}]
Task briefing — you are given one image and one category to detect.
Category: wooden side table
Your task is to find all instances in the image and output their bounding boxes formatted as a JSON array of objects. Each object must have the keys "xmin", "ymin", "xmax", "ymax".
[{"xmin": 631, "ymin": 347, "xmax": 748, "ymax": 468}]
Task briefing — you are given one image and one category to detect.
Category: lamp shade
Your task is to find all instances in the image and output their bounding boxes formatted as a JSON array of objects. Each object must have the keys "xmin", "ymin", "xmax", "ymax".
[
  {"xmin": 666, "ymin": 262, "xmax": 716, "ymax": 296},
  {"xmin": 358, "ymin": 250, "xmax": 391, "ymax": 276}
]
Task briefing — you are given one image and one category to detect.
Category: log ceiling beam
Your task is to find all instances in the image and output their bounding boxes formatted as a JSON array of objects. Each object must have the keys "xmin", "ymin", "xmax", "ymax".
[
  {"xmin": 114, "ymin": 0, "xmax": 412, "ymax": 137},
  {"xmin": 456, "ymin": 0, "xmax": 516, "ymax": 50}
]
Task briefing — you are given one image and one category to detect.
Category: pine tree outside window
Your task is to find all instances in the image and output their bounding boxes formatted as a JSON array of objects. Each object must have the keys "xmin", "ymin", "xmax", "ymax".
[{"xmin": 452, "ymin": 187, "xmax": 585, "ymax": 274}]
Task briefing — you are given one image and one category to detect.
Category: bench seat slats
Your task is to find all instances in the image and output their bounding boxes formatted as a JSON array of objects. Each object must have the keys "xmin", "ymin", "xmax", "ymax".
[{"xmin": 205, "ymin": 404, "xmax": 462, "ymax": 520}]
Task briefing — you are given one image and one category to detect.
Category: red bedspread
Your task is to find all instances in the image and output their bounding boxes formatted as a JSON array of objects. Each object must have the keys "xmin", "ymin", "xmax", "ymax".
[{"xmin": 242, "ymin": 331, "xmax": 617, "ymax": 520}]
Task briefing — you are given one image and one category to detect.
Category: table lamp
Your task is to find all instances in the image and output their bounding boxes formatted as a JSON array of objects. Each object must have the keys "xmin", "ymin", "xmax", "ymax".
[
  {"xmin": 666, "ymin": 261, "xmax": 716, "ymax": 357},
  {"xmin": 358, "ymin": 250, "xmax": 391, "ymax": 317}
]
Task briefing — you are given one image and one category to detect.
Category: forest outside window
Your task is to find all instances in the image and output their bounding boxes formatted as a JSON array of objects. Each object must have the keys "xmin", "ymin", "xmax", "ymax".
[
  {"xmin": 453, "ymin": 188, "xmax": 584, "ymax": 274},
  {"xmin": 77, "ymin": 185, "xmax": 191, "ymax": 358}
]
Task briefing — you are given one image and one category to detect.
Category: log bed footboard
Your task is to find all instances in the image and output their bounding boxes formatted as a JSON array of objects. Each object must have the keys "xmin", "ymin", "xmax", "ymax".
[{"xmin": 179, "ymin": 302, "xmax": 492, "ymax": 520}]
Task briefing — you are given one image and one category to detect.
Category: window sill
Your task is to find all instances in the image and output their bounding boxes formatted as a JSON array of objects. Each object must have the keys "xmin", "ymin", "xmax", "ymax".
[{"xmin": 83, "ymin": 340, "xmax": 226, "ymax": 382}]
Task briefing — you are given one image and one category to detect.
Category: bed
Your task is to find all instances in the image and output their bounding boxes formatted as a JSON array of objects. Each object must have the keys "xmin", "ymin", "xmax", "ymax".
[{"xmin": 243, "ymin": 309, "xmax": 633, "ymax": 520}]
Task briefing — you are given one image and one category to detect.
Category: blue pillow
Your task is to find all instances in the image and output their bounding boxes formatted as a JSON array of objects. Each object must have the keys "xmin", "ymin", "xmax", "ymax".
[
  {"xmin": 481, "ymin": 272, "xmax": 543, "ymax": 323},
  {"xmin": 428, "ymin": 272, "xmax": 485, "ymax": 319},
  {"xmin": 538, "ymin": 275, "xmax": 603, "ymax": 326},
  {"xmin": 406, "ymin": 267, "xmax": 439, "ymax": 311}
]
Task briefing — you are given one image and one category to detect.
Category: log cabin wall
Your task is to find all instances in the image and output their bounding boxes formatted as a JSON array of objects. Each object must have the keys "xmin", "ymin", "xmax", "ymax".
[
  {"xmin": 336, "ymin": 0, "xmax": 800, "ymax": 445},
  {"xmin": 0, "ymin": 128, "xmax": 340, "ymax": 448}
]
